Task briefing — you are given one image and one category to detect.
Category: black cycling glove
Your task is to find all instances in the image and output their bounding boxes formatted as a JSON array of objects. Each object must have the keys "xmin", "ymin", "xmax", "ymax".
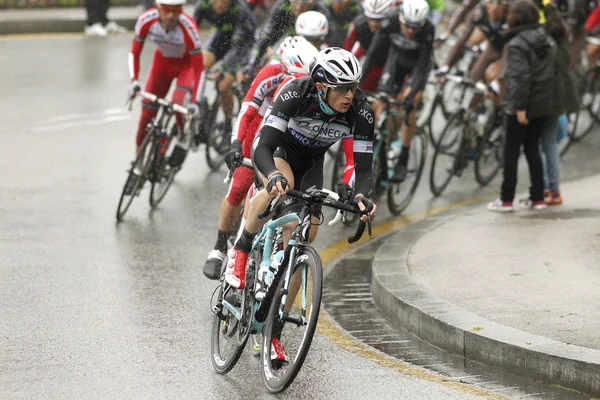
[
  {"xmin": 225, "ymin": 139, "xmax": 244, "ymax": 170},
  {"xmin": 266, "ymin": 172, "xmax": 288, "ymax": 194},
  {"xmin": 352, "ymin": 195, "xmax": 374, "ymax": 214}
]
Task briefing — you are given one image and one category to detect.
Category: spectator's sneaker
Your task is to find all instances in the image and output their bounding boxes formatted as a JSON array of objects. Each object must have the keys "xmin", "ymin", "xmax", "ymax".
[
  {"xmin": 224, "ymin": 247, "xmax": 248, "ymax": 289},
  {"xmin": 84, "ymin": 23, "xmax": 108, "ymax": 36},
  {"xmin": 543, "ymin": 189, "xmax": 550, "ymax": 202},
  {"xmin": 203, "ymin": 249, "xmax": 226, "ymax": 280},
  {"xmin": 487, "ymin": 198, "xmax": 514, "ymax": 212},
  {"xmin": 104, "ymin": 21, "xmax": 127, "ymax": 34},
  {"xmin": 270, "ymin": 337, "xmax": 289, "ymax": 368},
  {"xmin": 545, "ymin": 190, "xmax": 563, "ymax": 206},
  {"xmin": 519, "ymin": 199, "xmax": 547, "ymax": 210}
]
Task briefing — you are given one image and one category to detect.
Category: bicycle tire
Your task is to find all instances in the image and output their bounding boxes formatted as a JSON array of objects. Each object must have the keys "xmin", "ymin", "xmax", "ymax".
[
  {"xmin": 115, "ymin": 130, "xmax": 155, "ymax": 222},
  {"xmin": 210, "ymin": 286, "xmax": 249, "ymax": 375},
  {"xmin": 261, "ymin": 246, "xmax": 323, "ymax": 394},
  {"xmin": 429, "ymin": 110, "xmax": 466, "ymax": 197},
  {"xmin": 387, "ymin": 128, "xmax": 426, "ymax": 215},
  {"xmin": 149, "ymin": 125, "xmax": 178, "ymax": 208},
  {"xmin": 474, "ymin": 115, "xmax": 504, "ymax": 186},
  {"xmin": 570, "ymin": 69, "xmax": 597, "ymax": 140},
  {"xmin": 427, "ymin": 93, "xmax": 447, "ymax": 148}
]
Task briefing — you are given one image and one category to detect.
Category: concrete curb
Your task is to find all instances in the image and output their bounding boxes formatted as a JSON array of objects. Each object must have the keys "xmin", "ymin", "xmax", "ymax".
[{"xmin": 370, "ymin": 205, "xmax": 600, "ymax": 397}]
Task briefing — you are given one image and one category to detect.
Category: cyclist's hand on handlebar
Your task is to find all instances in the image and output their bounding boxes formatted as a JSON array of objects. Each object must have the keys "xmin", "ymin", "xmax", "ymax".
[
  {"xmin": 127, "ymin": 80, "xmax": 141, "ymax": 99},
  {"xmin": 225, "ymin": 139, "xmax": 244, "ymax": 170},
  {"xmin": 266, "ymin": 171, "xmax": 289, "ymax": 197},
  {"xmin": 353, "ymin": 195, "xmax": 376, "ymax": 223},
  {"xmin": 188, "ymin": 102, "xmax": 201, "ymax": 116},
  {"xmin": 434, "ymin": 65, "xmax": 449, "ymax": 82},
  {"xmin": 336, "ymin": 183, "xmax": 354, "ymax": 203}
]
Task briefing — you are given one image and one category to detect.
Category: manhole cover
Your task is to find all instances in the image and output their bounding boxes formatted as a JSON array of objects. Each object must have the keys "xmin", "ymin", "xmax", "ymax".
[{"xmin": 520, "ymin": 208, "xmax": 600, "ymax": 220}]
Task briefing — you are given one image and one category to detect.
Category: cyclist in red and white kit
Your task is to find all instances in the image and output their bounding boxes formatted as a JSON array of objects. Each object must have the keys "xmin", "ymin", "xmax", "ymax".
[
  {"xmin": 202, "ymin": 36, "xmax": 318, "ymax": 280},
  {"xmin": 127, "ymin": 0, "xmax": 205, "ymax": 172}
]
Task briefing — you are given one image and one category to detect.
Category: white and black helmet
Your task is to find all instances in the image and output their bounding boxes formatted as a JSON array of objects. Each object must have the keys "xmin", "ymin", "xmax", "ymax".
[
  {"xmin": 277, "ymin": 36, "xmax": 319, "ymax": 74},
  {"xmin": 362, "ymin": 0, "xmax": 399, "ymax": 19},
  {"xmin": 295, "ymin": 11, "xmax": 330, "ymax": 40},
  {"xmin": 309, "ymin": 47, "xmax": 362, "ymax": 85},
  {"xmin": 399, "ymin": 0, "xmax": 429, "ymax": 28}
]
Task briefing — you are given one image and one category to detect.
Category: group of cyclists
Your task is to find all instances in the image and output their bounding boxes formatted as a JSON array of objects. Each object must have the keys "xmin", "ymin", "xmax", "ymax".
[{"xmin": 125, "ymin": 0, "xmax": 600, "ymax": 366}]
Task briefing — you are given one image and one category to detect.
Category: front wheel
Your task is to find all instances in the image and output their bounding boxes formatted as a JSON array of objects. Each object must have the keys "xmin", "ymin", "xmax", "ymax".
[
  {"xmin": 261, "ymin": 246, "xmax": 323, "ymax": 394},
  {"xmin": 429, "ymin": 110, "xmax": 466, "ymax": 197},
  {"xmin": 149, "ymin": 125, "xmax": 180, "ymax": 208},
  {"xmin": 115, "ymin": 130, "xmax": 154, "ymax": 222},
  {"xmin": 387, "ymin": 128, "xmax": 426, "ymax": 215}
]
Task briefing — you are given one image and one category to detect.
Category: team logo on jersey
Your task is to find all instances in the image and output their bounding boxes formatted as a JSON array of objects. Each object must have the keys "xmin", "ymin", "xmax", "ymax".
[
  {"xmin": 359, "ymin": 108, "xmax": 374, "ymax": 124},
  {"xmin": 281, "ymin": 90, "xmax": 300, "ymax": 101}
]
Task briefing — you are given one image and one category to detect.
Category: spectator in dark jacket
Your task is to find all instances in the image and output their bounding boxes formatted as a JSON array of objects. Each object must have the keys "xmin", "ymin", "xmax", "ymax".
[{"xmin": 488, "ymin": 0, "xmax": 557, "ymax": 212}]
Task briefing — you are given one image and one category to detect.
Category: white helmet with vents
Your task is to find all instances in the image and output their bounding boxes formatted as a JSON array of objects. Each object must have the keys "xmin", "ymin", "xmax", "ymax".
[
  {"xmin": 309, "ymin": 47, "xmax": 362, "ymax": 85},
  {"xmin": 399, "ymin": 0, "xmax": 430, "ymax": 28},
  {"xmin": 277, "ymin": 36, "xmax": 319, "ymax": 74},
  {"xmin": 295, "ymin": 11, "xmax": 329, "ymax": 40},
  {"xmin": 362, "ymin": 0, "xmax": 398, "ymax": 19},
  {"xmin": 155, "ymin": 0, "xmax": 186, "ymax": 5}
]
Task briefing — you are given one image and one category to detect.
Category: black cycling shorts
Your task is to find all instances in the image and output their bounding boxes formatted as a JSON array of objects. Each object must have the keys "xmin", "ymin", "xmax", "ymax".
[{"xmin": 251, "ymin": 138, "xmax": 324, "ymax": 218}]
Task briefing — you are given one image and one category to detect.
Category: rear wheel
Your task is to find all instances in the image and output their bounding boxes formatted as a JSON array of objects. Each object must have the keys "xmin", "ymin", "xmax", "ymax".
[
  {"xmin": 474, "ymin": 114, "xmax": 504, "ymax": 186},
  {"xmin": 387, "ymin": 128, "xmax": 426, "ymax": 215},
  {"xmin": 261, "ymin": 246, "xmax": 323, "ymax": 394},
  {"xmin": 429, "ymin": 111, "xmax": 466, "ymax": 197},
  {"xmin": 116, "ymin": 130, "xmax": 154, "ymax": 222}
]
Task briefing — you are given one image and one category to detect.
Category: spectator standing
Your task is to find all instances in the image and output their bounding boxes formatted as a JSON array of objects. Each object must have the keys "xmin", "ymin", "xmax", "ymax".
[
  {"xmin": 85, "ymin": 0, "xmax": 128, "ymax": 36},
  {"xmin": 488, "ymin": 0, "xmax": 556, "ymax": 212}
]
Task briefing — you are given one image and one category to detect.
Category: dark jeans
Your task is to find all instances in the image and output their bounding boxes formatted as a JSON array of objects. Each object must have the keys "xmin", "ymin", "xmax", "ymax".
[
  {"xmin": 86, "ymin": 0, "xmax": 110, "ymax": 26},
  {"xmin": 500, "ymin": 114, "xmax": 547, "ymax": 203}
]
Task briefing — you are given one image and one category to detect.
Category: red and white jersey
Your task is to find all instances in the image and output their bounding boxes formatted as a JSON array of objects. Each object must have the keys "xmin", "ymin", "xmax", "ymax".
[
  {"xmin": 128, "ymin": 9, "xmax": 203, "ymax": 81},
  {"xmin": 231, "ymin": 63, "xmax": 288, "ymax": 143}
]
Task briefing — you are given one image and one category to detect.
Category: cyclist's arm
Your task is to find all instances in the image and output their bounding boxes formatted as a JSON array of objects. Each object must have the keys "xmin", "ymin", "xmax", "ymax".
[
  {"xmin": 361, "ymin": 27, "xmax": 387, "ymax": 81},
  {"xmin": 129, "ymin": 10, "xmax": 155, "ymax": 81},
  {"xmin": 180, "ymin": 14, "xmax": 206, "ymax": 102},
  {"xmin": 193, "ymin": 0, "xmax": 207, "ymax": 26},
  {"xmin": 224, "ymin": 6, "xmax": 257, "ymax": 65},
  {"xmin": 247, "ymin": 6, "xmax": 290, "ymax": 71},
  {"xmin": 343, "ymin": 21, "xmax": 358, "ymax": 52},
  {"xmin": 409, "ymin": 25, "xmax": 435, "ymax": 95},
  {"xmin": 341, "ymin": 137, "xmax": 355, "ymax": 185},
  {"xmin": 231, "ymin": 64, "xmax": 283, "ymax": 143},
  {"xmin": 586, "ymin": 4, "xmax": 600, "ymax": 33},
  {"xmin": 352, "ymin": 100, "xmax": 375, "ymax": 198},
  {"xmin": 444, "ymin": 0, "xmax": 479, "ymax": 38},
  {"xmin": 442, "ymin": 11, "xmax": 476, "ymax": 69},
  {"xmin": 253, "ymin": 84, "xmax": 303, "ymax": 177}
]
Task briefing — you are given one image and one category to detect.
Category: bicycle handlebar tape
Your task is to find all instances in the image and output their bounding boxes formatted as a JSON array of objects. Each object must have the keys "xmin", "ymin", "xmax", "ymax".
[{"xmin": 347, "ymin": 220, "xmax": 366, "ymax": 244}]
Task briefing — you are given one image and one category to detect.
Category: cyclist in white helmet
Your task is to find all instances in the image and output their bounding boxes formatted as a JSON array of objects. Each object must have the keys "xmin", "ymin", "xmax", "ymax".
[
  {"xmin": 344, "ymin": 0, "xmax": 400, "ymax": 92},
  {"xmin": 363, "ymin": 0, "xmax": 434, "ymax": 183},
  {"xmin": 323, "ymin": 0, "xmax": 363, "ymax": 48},
  {"xmin": 202, "ymin": 36, "xmax": 318, "ymax": 280},
  {"xmin": 224, "ymin": 48, "xmax": 376, "ymax": 363},
  {"xmin": 295, "ymin": 10, "xmax": 331, "ymax": 49}
]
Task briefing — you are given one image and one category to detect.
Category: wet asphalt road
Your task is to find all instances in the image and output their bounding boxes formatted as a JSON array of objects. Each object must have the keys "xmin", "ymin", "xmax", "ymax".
[{"xmin": 2, "ymin": 34, "xmax": 600, "ymax": 400}]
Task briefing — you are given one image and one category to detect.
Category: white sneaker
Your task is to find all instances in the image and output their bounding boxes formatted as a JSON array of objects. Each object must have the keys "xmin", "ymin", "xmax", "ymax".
[
  {"xmin": 105, "ymin": 21, "xmax": 127, "ymax": 34},
  {"xmin": 84, "ymin": 23, "xmax": 108, "ymax": 37},
  {"xmin": 487, "ymin": 198, "xmax": 514, "ymax": 212}
]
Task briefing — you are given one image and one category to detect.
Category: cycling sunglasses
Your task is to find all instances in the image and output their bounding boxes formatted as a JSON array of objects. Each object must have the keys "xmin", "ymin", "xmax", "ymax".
[
  {"xmin": 485, "ymin": 0, "xmax": 508, "ymax": 5},
  {"xmin": 289, "ymin": 0, "xmax": 314, "ymax": 4},
  {"xmin": 323, "ymin": 82, "xmax": 360, "ymax": 94},
  {"xmin": 158, "ymin": 4, "xmax": 183, "ymax": 13}
]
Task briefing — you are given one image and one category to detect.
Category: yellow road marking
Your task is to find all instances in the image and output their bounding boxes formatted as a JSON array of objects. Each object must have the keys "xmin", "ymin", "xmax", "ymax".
[
  {"xmin": 1, "ymin": 32, "xmax": 86, "ymax": 40},
  {"xmin": 317, "ymin": 195, "xmax": 509, "ymax": 399}
]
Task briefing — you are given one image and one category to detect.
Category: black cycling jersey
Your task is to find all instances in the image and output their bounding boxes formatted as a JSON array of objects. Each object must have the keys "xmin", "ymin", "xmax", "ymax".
[
  {"xmin": 246, "ymin": 0, "xmax": 332, "ymax": 70},
  {"xmin": 193, "ymin": 0, "xmax": 257, "ymax": 71},
  {"xmin": 364, "ymin": 18, "xmax": 435, "ymax": 96},
  {"xmin": 325, "ymin": 0, "xmax": 363, "ymax": 48},
  {"xmin": 347, "ymin": 14, "xmax": 387, "ymax": 67},
  {"xmin": 472, "ymin": 2, "xmax": 508, "ymax": 51},
  {"xmin": 555, "ymin": 0, "xmax": 598, "ymax": 26},
  {"xmin": 253, "ymin": 76, "xmax": 375, "ymax": 197}
]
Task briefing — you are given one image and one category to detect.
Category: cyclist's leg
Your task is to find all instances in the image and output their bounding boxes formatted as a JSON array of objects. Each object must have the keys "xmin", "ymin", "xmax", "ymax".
[
  {"xmin": 172, "ymin": 65, "xmax": 196, "ymax": 130},
  {"xmin": 135, "ymin": 53, "xmax": 178, "ymax": 155},
  {"xmin": 466, "ymin": 27, "xmax": 485, "ymax": 47},
  {"xmin": 570, "ymin": 27, "xmax": 586, "ymax": 70},
  {"xmin": 219, "ymin": 48, "xmax": 244, "ymax": 121},
  {"xmin": 361, "ymin": 65, "xmax": 384, "ymax": 93},
  {"xmin": 468, "ymin": 42, "xmax": 500, "ymax": 82},
  {"xmin": 587, "ymin": 41, "xmax": 600, "ymax": 71}
]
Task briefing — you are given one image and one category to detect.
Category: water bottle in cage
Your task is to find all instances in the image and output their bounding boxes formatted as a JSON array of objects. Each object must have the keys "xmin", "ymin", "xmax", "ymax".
[
  {"xmin": 255, "ymin": 250, "xmax": 284, "ymax": 301},
  {"xmin": 387, "ymin": 139, "xmax": 402, "ymax": 170}
]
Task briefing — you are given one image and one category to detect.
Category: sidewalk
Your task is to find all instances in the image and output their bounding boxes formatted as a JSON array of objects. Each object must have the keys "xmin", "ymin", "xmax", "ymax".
[
  {"xmin": 0, "ymin": 6, "xmax": 200, "ymax": 35},
  {"xmin": 371, "ymin": 174, "xmax": 600, "ymax": 397}
]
